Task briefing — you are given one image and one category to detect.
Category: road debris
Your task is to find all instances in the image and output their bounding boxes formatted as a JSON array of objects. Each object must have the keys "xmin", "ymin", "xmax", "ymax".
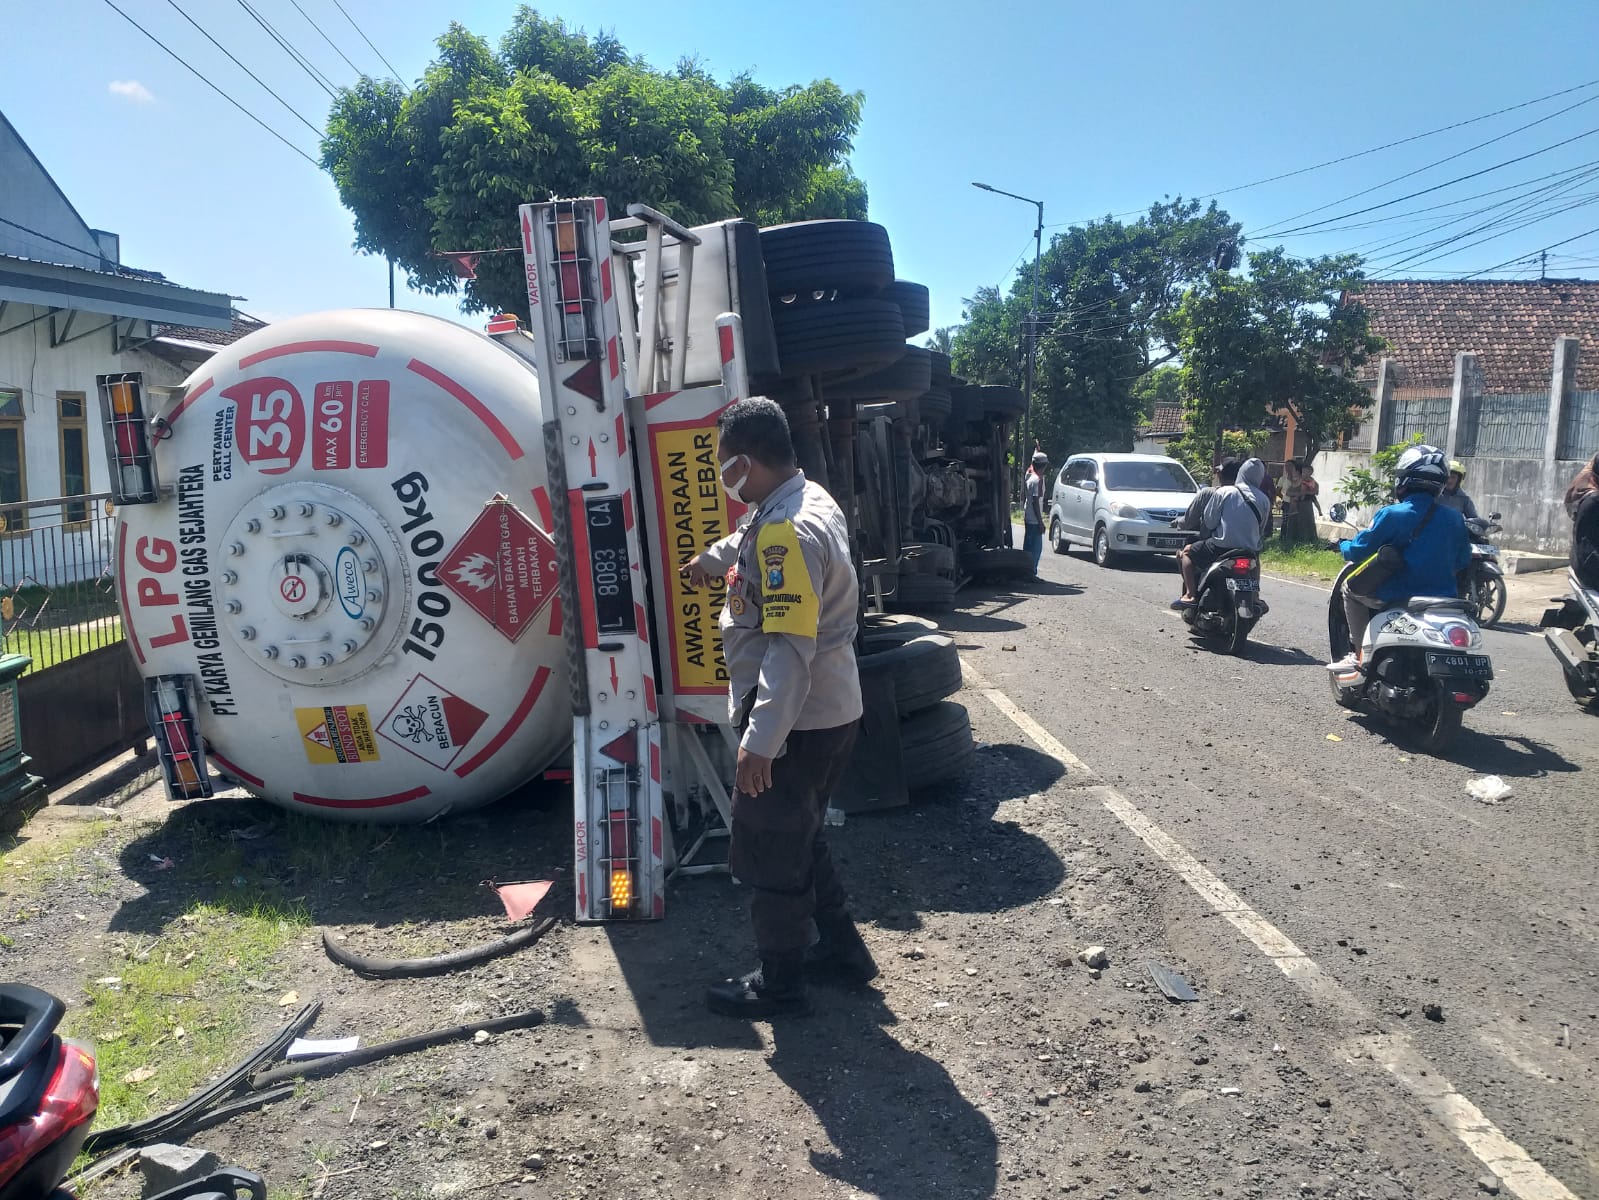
[
  {"xmin": 287, "ymin": 1036, "xmax": 360, "ymax": 1060},
  {"xmin": 1146, "ymin": 961, "xmax": 1198, "ymax": 1002},
  {"xmin": 1466, "ymin": 775, "xmax": 1513, "ymax": 804},
  {"xmin": 1078, "ymin": 945, "xmax": 1110, "ymax": 969},
  {"xmin": 1423, "ymin": 1003, "xmax": 1445, "ymax": 1023}
]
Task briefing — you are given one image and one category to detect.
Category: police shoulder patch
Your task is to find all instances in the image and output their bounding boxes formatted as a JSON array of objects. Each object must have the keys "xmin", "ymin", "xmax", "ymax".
[{"xmin": 755, "ymin": 519, "xmax": 819, "ymax": 637}]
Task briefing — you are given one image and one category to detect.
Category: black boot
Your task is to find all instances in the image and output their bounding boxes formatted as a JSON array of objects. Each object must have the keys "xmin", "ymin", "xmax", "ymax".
[
  {"xmin": 706, "ymin": 954, "xmax": 811, "ymax": 1019},
  {"xmin": 805, "ymin": 912, "xmax": 879, "ymax": 987}
]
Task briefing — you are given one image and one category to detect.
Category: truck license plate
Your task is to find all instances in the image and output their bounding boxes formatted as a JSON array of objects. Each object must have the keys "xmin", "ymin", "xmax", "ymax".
[
  {"xmin": 1426, "ymin": 652, "xmax": 1493, "ymax": 680},
  {"xmin": 584, "ymin": 496, "xmax": 637, "ymax": 636}
]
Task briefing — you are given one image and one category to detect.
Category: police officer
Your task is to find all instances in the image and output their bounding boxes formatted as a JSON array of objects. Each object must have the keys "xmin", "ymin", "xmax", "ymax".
[{"xmin": 680, "ymin": 397, "xmax": 875, "ymax": 1019}]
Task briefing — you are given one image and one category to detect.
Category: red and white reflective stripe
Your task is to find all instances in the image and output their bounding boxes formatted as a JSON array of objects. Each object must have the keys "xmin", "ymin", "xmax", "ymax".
[{"xmin": 716, "ymin": 312, "xmax": 748, "ymax": 403}]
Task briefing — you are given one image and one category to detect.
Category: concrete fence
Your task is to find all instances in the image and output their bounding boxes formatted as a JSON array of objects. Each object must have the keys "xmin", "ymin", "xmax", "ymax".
[{"xmin": 1319, "ymin": 337, "xmax": 1597, "ymax": 555}]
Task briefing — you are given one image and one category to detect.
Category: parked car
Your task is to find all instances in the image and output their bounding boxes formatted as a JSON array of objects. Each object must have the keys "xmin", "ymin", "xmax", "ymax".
[{"xmin": 1048, "ymin": 453, "xmax": 1199, "ymax": 566}]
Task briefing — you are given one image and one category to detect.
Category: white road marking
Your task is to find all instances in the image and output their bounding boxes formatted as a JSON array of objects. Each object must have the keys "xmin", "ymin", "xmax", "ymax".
[{"xmin": 965, "ymin": 659, "xmax": 1580, "ymax": 1200}]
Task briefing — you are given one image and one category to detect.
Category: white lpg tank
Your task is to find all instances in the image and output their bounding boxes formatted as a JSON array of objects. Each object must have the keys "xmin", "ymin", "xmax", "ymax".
[{"xmin": 115, "ymin": 310, "xmax": 572, "ymax": 821}]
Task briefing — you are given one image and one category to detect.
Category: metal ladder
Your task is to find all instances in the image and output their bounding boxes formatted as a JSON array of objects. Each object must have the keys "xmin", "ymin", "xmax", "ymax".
[{"xmin": 520, "ymin": 198, "xmax": 750, "ymax": 921}]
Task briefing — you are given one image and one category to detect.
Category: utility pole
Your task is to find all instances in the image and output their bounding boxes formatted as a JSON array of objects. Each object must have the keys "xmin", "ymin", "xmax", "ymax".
[
  {"xmin": 388, "ymin": 257, "xmax": 396, "ymax": 308},
  {"xmin": 973, "ymin": 182, "xmax": 1045, "ymax": 503}
]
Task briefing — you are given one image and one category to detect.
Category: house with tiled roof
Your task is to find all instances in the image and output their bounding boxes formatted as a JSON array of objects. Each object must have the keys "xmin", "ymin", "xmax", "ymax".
[
  {"xmin": 0, "ymin": 109, "xmax": 257, "ymax": 537},
  {"xmin": 1132, "ymin": 404, "xmax": 1186, "ymax": 454},
  {"xmin": 1344, "ymin": 278, "xmax": 1599, "ymax": 391},
  {"xmin": 1320, "ymin": 277, "xmax": 1599, "ymax": 554}
]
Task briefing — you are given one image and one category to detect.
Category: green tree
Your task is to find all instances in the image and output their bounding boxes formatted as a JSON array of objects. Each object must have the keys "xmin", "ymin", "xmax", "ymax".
[
  {"xmin": 1175, "ymin": 248, "xmax": 1383, "ymax": 465},
  {"xmin": 951, "ymin": 199, "xmax": 1239, "ymax": 458},
  {"xmin": 321, "ymin": 8, "xmax": 867, "ymax": 316},
  {"xmin": 1131, "ymin": 364, "xmax": 1183, "ymax": 418}
]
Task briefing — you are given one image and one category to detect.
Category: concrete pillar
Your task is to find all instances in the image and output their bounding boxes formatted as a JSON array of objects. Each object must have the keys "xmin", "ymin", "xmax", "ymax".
[
  {"xmin": 1445, "ymin": 351, "xmax": 1479, "ymax": 460},
  {"xmin": 1545, "ymin": 335, "xmax": 1579, "ymax": 464},
  {"xmin": 1370, "ymin": 357, "xmax": 1396, "ymax": 450}
]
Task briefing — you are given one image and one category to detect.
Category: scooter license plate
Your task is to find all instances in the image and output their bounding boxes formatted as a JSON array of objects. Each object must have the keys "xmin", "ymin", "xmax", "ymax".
[
  {"xmin": 1227, "ymin": 577, "xmax": 1258, "ymax": 591},
  {"xmin": 1426, "ymin": 652, "xmax": 1493, "ymax": 680}
]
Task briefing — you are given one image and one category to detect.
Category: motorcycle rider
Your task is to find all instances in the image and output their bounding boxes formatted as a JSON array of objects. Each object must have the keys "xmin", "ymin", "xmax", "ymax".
[
  {"xmin": 1173, "ymin": 457, "xmax": 1270, "ymax": 609},
  {"xmin": 1567, "ymin": 451, "xmax": 1599, "ymax": 590},
  {"xmin": 1437, "ymin": 460, "xmax": 1480, "ymax": 520},
  {"xmin": 1333, "ymin": 445, "xmax": 1471, "ymax": 668}
]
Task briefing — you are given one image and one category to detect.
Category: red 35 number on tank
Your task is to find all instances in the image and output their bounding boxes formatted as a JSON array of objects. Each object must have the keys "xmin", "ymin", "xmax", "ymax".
[{"xmin": 221, "ymin": 376, "xmax": 306, "ymax": 475}]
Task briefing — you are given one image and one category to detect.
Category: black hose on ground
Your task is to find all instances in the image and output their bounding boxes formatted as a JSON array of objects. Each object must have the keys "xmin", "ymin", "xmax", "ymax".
[
  {"xmin": 320, "ymin": 916, "xmax": 556, "ymax": 979},
  {"xmin": 82, "ymin": 1001, "xmax": 321, "ymax": 1154},
  {"xmin": 248, "ymin": 1008, "xmax": 545, "ymax": 1090}
]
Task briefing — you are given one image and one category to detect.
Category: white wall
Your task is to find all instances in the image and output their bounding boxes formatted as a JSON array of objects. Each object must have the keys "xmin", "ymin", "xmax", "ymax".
[{"xmin": 0, "ymin": 303, "xmax": 190, "ymax": 503}]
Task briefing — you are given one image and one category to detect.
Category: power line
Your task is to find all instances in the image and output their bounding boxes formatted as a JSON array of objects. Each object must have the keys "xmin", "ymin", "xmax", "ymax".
[
  {"xmin": 285, "ymin": 0, "xmax": 364, "ymax": 79},
  {"xmin": 233, "ymin": 0, "xmax": 338, "ymax": 97},
  {"xmin": 0, "ymin": 215, "xmax": 103, "ymax": 259},
  {"xmin": 1257, "ymin": 124, "xmax": 1599, "ymax": 240},
  {"xmin": 1462, "ymin": 224, "xmax": 1599, "ymax": 279},
  {"xmin": 328, "ymin": 0, "xmax": 406, "ymax": 85},
  {"xmin": 1043, "ymin": 78, "xmax": 1599, "ymax": 230},
  {"xmin": 161, "ymin": 0, "xmax": 323, "ymax": 137},
  {"xmin": 1252, "ymin": 92, "xmax": 1599, "ymax": 237},
  {"xmin": 98, "ymin": 0, "xmax": 320, "ymax": 167}
]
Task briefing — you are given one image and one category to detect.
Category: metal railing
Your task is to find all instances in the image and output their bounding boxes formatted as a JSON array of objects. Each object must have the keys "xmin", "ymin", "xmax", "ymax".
[
  {"xmin": 1560, "ymin": 389, "xmax": 1599, "ymax": 461},
  {"xmin": 0, "ymin": 492, "xmax": 122, "ymax": 675},
  {"xmin": 1391, "ymin": 395, "xmax": 1451, "ymax": 447},
  {"xmin": 1457, "ymin": 392, "xmax": 1550, "ymax": 460}
]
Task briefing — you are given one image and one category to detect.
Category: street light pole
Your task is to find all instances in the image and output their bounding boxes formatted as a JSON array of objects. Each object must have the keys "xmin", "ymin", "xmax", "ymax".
[{"xmin": 973, "ymin": 181, "xmax": 1044, "ymax": 499}]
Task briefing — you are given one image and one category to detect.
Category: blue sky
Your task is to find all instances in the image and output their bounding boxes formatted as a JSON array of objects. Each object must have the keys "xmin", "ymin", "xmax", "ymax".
[{"xmin": 6, "ymin": 0, "xmax": 1599, "ymax": 333}]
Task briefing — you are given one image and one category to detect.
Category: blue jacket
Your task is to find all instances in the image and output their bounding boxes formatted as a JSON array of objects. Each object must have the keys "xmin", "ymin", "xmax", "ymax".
[{"xmin": 1340, "ymin": 492, "xmax": 1471, "ymax": 603}]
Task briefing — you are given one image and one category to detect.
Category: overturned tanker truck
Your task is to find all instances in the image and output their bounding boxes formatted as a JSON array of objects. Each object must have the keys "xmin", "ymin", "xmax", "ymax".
[{"xmin": 100, "ymin": 200, "xmax": 1028, "ymax": 918}]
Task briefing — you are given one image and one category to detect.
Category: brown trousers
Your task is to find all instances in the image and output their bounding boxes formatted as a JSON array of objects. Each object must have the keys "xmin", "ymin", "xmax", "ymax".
[{"xmin": 728, "ymin": 722, "xmax": 860, "ymax": 957}]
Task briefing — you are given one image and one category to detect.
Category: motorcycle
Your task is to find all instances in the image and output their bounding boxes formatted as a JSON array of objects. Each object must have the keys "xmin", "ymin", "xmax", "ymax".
[
  {"xmin": 1462, "ymin": 513, "xmax": 1507, "ymax": 627},
  {"xmin": 1, "ymin": 984, "xmax": 97, "ymax": 1200},
  {"xmin": 1324, "ymin": 504, "xmax": 1493, "ymax": 752},
  {"xmin": 1540, "ymin": 568, "xmax": 1599, "ymax": 707},
  {"xmin": 1175, "ymin": 527, "xmax": 1267, "ymax": 653}
]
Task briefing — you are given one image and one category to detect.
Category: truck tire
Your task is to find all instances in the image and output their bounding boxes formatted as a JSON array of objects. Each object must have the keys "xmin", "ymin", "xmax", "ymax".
[
  {"xmin": 859, "ymin": 632, "xmax": 963, "ymax": 717},
  {"xmin": 901, "ymin": 701, "xmax": 975, "ymax": 792},
  {"xmin": 962, "ymin": 546, "xmax": 1035, "ymax": 579},
  {"xmin": 760, "ymin": 220, "xmax": 895, "ymax": 297},
  {"xmin": 862, "ymin": 613, "xmax": 939, "ymax": 645},
  {"xmin": 919, "ymin": 387, "xmax": 951, "ymax": 429},
  {"xmin": 928, "ymin": 351, "xmax": 952, "ymax": 388},
  {"xmin": 772, "ymin": 298, "xmax": 905, "ymax": 377},
  {"xmin": 890, "ymin": 572, "xmax": 957, "ymax": 612},
  {"xmin": 883, "ymin": 281, "xmax": 930, "ymax": 337},
  {"xmin": 829, "ymin": 346, "xmax": 932, "ymax": 400},
  {"xmin": 899, "ymin": 542, "xmax": 956, "ymax": 575}
]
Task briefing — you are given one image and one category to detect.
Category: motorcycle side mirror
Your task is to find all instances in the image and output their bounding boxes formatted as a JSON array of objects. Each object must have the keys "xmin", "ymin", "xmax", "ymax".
[
  {"xmin": 1328, "ymin": 502, "xmax": 1348, "ymax": 524},
  {"xmin": 1489, "ymin": 511, "xmax": 1501, "ymax": 521}
]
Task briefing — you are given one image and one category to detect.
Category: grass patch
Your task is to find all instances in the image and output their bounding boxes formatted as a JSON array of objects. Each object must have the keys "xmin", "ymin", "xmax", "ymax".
[
  {"xmin": 3, "ymin": 617, "xmax": 123, "ymax": 673},
  {"xmin": 0, "ymin": 817, "xmax": 119, "ymax": 900},
  {"xmin": 64, "ymin": 897, "xmax": 310, "ymax": 1132},
  {"xmin": 1260, "ymin": 541, "xmax": 1346, "ymax": 582}
]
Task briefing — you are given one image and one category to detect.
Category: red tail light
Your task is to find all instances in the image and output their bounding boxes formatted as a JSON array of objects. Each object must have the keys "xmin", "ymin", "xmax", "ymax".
[
  {"xmin": 1452, "ymin": 691, "xmax": 1476, "ymax": 705},
  {"xmin": 0, "ymin": 1042, "xmax": 99, "ymax": 1188},
  {"xmin": 1231, "ymin": 557, "xmax": 1256, "ymax": 573},
  {"xmin": 1445, "ymin": 624, "xmax": 1472, "ymax": 648}
]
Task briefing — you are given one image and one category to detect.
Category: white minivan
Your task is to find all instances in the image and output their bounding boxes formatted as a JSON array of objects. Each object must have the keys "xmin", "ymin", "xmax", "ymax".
[{"xmin": 1048, "ymin": 453, "xmax": 1199, "ymax": 566}]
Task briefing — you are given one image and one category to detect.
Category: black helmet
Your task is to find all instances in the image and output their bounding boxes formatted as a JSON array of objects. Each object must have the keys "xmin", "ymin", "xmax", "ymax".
[{"xmin": 1395, "ymin": 444, "xmax": 1448, "ymax": 495}]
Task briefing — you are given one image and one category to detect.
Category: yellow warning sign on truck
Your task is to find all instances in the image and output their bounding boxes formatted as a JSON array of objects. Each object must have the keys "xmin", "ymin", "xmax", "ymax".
[
  {"xmin": 648, "ymin": 423, "xmax": 736, "ymax": 693},
  {"xmin": 296, "ymin": 704, "xmax": 380, "ymax": 765}
]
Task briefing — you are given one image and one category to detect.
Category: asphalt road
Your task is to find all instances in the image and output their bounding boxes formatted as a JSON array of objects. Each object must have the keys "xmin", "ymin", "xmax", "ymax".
[{"xmin": 951, "ymin": 542, "xmax": 1598, "ymax": 1195}]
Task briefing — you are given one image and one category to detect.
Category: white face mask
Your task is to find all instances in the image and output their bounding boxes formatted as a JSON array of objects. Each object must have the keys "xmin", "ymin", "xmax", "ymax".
[{"xmin": 719, "ymin": 455, "xmax": 751, "ymax": 504}]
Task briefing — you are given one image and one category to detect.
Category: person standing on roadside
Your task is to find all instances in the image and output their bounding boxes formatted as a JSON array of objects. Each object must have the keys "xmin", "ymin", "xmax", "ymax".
[
  {"xmin": 679, "ymin": 397, "xmax": 876, "ymax": 1020},
  {"xmin": 1023, "ymin": 450, "xmax": 1050, "ymax": 569}
]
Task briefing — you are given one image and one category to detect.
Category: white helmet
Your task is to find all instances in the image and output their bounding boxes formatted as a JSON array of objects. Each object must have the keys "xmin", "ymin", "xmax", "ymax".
[{"xmin": 1395, "ymin": 444, "xmax": 1449, "ymax": 495}]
